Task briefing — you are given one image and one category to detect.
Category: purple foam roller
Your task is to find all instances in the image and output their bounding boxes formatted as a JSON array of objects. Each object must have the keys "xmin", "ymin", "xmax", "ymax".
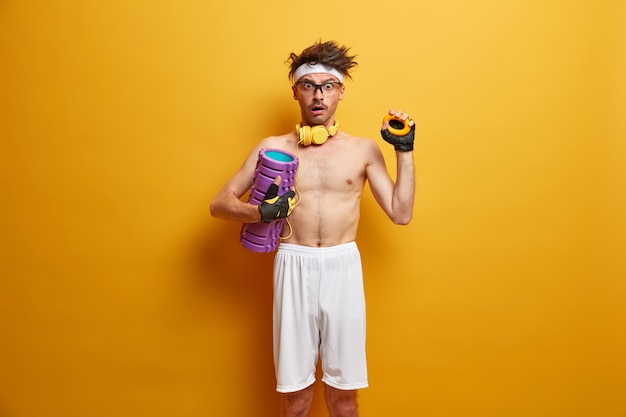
[{"xmin": 240, "ymin": 148, "xmax": 299, "ymax": 253}]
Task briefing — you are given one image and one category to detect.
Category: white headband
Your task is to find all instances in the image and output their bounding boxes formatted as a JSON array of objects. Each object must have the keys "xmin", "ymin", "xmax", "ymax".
[{"xmin": 293, "ymin": 63, "xmax": 344, "ymax": 83}]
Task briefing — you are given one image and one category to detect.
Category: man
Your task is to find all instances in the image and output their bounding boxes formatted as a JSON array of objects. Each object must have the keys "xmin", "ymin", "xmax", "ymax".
[{"xmin": 210, "ymin": 40, "xmax": 415, "ymax": 417}]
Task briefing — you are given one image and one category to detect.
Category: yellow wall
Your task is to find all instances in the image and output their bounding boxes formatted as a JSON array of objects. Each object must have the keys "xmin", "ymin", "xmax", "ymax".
[{"xmin": 1, "ymin": 1, "xmax": 624, "ymax": 416}]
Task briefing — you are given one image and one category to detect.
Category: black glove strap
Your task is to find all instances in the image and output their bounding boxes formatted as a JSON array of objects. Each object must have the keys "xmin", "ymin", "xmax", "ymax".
[
  {"xmin": 381, "ymin": 123, "xmax": 415, "ymax": 152},
  {"xmin": 258, "ymin": 184, "xmax": 296, "ymax": 223}
]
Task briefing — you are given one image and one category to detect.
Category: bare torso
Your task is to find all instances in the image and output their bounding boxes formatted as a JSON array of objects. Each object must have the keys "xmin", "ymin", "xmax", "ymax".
[{"xmin": 260, "ymin": 131, "xmax": 374, "ymax": 247}]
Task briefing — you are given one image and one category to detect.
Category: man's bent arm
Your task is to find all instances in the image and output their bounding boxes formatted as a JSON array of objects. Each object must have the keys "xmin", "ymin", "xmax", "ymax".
[
  {"xmin": 210, "ymin": 152, "xmax": 264, "ymax": 224},
  {"xmin": 366, "ymin": 141, "xmax": 416, "ymax": 225},
  {"xmin": 210, "ymin": 186, "xmax": 262, "ymax": 223},
  {"xmin": 210, "ymin": 163, "xmax": 293, "ymax": 224}
]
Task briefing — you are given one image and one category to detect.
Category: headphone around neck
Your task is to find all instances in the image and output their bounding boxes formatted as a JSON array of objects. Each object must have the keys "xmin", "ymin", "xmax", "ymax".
[{"xmin": 296, "ymin": 121, "xmax": 340, "ymax": 146}]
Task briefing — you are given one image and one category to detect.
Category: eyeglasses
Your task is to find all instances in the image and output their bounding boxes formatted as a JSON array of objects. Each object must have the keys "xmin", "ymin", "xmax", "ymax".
[{"xmin": 295, "ymin": 81, "xmax": 343, "ymax": 96}]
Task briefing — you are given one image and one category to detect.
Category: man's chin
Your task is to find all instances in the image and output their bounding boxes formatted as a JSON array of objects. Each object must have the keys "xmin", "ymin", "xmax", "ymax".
[{"xmin": 308, "ymin": 114, "xmax": 327, "ymax": 125}]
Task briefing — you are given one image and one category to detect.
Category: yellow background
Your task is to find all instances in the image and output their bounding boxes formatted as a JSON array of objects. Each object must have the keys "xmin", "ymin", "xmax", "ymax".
[{"xmin": 1, "ymin": 1, "xmax": 624, "ymax": 416}]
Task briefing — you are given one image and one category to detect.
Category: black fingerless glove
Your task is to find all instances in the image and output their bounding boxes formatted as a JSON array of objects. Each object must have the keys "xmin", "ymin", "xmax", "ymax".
[
  {"xmin": 381, "ymin": 122, "xmax": 415, "ymax": 152},
  {"xmin": 258, "ymin": 183, "xmax": 296, "ymax": 223}
]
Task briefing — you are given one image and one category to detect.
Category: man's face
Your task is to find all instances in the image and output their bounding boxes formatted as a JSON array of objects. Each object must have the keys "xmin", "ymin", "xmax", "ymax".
[{"xmin": 292, "ymin": 73, "xmax": 345, "ymax": 127}]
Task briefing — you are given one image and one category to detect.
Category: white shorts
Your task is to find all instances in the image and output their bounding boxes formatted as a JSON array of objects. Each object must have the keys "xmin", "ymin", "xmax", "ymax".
[{"xmin": 273, "ymin": 242, "xmax": 368, "ymax": 393}]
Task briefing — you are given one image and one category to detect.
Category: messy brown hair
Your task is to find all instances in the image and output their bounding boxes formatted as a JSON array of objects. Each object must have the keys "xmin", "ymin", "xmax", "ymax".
[{"xmin": 287, "ymin": 40, "xmax": 358, "ymax": 82}]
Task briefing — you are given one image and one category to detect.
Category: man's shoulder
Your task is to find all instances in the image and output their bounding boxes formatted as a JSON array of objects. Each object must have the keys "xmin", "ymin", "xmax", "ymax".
[
  {"xmin": 335, "ymin": 131, "xmax": 374, "ymax": 142},
  {"xmin": 335, "ymin": 132, "xmax": 379, "ymax": 151},
  {"xmin": 259, "ymin": 132, "xmax": 298, "ymax": 146}
]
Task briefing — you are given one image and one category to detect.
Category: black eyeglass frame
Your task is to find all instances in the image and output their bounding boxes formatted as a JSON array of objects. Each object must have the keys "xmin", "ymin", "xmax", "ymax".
[{"xmin": 295, "ymin": 81, "xmax": 344, "ymax": 95}]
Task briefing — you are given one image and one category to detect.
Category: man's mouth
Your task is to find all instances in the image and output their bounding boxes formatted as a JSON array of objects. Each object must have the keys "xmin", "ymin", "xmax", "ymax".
[{"xmin": 310, "ymin": 104, "xmax": 326, "ymax": 115}]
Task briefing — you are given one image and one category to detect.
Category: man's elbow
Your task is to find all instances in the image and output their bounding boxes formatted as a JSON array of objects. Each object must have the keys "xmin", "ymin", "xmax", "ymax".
[
  {"xmin": 392, "ymin": 213, "xmax": 413, "ymax": 225},
  {"xmin": 209, "ymin": 200, "xmax": 220, "ymax": 219}
]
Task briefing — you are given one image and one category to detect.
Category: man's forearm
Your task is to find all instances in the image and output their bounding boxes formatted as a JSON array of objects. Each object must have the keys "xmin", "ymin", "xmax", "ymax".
[
  {"xmin": 210, "ymin": 192, "xmax": 262, "ymax": 223},
  {"xmin": 391, "ymin": 150, "xmax": 415, "ymax": 225}
]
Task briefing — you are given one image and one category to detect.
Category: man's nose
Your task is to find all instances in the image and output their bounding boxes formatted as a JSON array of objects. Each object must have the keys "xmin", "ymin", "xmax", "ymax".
[{"xmin": 313, "ymin": 86, "xmax": 324, "ymax": 98}]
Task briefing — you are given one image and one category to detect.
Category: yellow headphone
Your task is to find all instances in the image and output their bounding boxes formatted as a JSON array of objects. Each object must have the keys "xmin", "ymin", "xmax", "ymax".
[{"xmin": 296, "ymin": 121, "xmax": 340, "ymax": 146}]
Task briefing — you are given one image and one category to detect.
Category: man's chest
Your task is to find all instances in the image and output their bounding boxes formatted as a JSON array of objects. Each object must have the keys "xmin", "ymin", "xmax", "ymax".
[{"xmin": 295, "ymin": 148, "xmax": 366, "ymax": 192}]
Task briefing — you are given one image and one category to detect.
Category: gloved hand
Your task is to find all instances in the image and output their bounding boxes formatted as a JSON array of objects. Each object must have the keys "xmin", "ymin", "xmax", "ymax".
[
  {"xmin": 381, "ymin": 118, "xmax": 415, "ymax": 152},
  {"xmin": 258, "ymin": 183, "xmax": 296, "ymax": 223}
]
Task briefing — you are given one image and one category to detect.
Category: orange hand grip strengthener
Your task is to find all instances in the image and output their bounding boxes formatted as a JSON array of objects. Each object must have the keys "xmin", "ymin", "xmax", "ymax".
[{"xmin": 382, "ymin": 113, "xmax": 411, "ymax": 136}]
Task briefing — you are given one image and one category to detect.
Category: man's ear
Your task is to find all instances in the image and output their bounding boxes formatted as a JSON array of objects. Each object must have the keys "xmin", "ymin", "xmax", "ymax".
[{"xmin": 292, "ymin": 85, "xmax": 298, "ymax": 100}]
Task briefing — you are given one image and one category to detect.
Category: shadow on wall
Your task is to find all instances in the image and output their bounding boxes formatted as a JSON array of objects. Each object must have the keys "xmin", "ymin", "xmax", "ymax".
[{"xmin": 188, "ymin": 217, "xmax": 281, "ymax": 414}]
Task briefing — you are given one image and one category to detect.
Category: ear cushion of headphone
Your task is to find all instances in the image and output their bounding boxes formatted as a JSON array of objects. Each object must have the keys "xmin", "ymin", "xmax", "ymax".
[
  {"xmin": 298, "ymin": 125, "xmax": 311, "ymax": 146},
  {"xmin": 310, "ymin": 126, "xmax": 329, "ymax": 145},
  {"xmin": 327, "ymin": 122, "xmax": 339, "ymax": 137}
]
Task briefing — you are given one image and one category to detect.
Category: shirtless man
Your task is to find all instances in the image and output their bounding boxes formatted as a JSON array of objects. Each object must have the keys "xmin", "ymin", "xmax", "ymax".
[{"xmin": 210, "ymin": 40, "xmax": 415, "ymax": 417}]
